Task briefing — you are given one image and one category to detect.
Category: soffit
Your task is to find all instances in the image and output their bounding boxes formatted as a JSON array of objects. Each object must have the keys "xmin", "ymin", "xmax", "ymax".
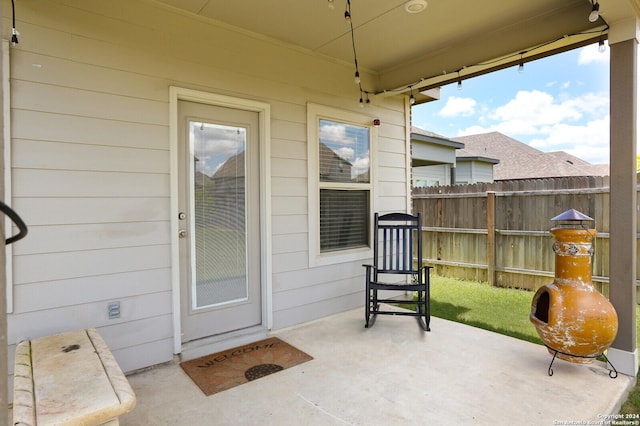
[{"xmin": 153, "ymin": 0, "xmax": 638, "ymax": 95}]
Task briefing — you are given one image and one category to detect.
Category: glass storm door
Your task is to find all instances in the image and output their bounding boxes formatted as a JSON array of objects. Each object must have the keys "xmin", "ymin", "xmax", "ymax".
[{"xmin": 178, "ymin": 100, "xmax": 261, "ymax": 343}]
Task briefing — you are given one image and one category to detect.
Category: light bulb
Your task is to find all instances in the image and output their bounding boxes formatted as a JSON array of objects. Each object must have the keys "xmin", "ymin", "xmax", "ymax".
[
  {"xmin": 354, "ymin": 71, "xmax": 360, "ymax": 84},
  {"xmin": 11, "ymin": 28, "xmax": 18, "ymax": 46},
  {"xmin": 345, "ymin": 11, "xmax": 351, "ymax": 24},
  {"xmin": 327, "ymin": 0, "xmax": 335, "ymax": 9},
  {"xmin": 518, "ymin": 61, "xmax": 524, "ymax": 74},
  {"xmin": 359, "ymin": 97, "xmax": 364, "ymax": 108},
  {"xmin": 598, "ymin": 39, "xmax": 606, "ymax": 53},
  {"xmin": 457, "ymin": 80, "xmax": 462, "ymax": 91},
  {"xmin": 589, "ymin": 3, "xmax": 600, "ymax": 22},
  {"xmin": 410, "ymin": 94, "xmax": 415, "ymax": 105}
]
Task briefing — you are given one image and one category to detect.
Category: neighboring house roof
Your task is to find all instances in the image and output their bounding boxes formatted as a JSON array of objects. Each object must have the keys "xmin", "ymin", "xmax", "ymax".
[
  {"xmin": 452, "ymin": 132, "xmax": 609, "ymax": 180},
  {"xmin": 411, "ymin": 126, "xmax": 464, "ymax": 149},
  {"xmin": 411, "ymin": 126, "xmax": 469, "ymax": 168},
  {"xmin": 213, "ymin": 151, "xmax": 245, "ymax": 179},
  {"xmin": 456, "ymin": 155, "xmax": 500, "ymax": 165}
]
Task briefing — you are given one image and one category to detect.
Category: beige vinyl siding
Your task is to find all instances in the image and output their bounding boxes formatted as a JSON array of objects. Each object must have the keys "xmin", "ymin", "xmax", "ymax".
[{"xmin": 5, "ymin": 0, "xmax": 408, "ymax": 374}]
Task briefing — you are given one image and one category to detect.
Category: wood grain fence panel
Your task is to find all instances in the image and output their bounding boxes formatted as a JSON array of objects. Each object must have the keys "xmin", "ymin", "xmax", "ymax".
[{"xmin": 412, "ymin": 176, "xmax": 639, "ymax": 293}]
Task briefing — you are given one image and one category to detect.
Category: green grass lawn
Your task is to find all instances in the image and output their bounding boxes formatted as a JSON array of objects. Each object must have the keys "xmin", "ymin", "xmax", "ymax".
[
  {"xmin": 424, "ymin": 276, "xmax": 640, "ymax": 415},
  {"xmin": 429, "ymin": 276, "xmax": 541, "ymax": 345}
]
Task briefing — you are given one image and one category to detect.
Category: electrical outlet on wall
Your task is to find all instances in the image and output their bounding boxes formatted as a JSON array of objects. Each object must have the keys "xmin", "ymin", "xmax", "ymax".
[{"xmin": 108, "ymin": 301, "xmax": 120, "ymax": 319}]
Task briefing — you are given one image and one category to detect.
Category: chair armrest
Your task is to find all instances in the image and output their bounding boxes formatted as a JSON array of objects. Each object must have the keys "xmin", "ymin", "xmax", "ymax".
[
  {"xmin": 418, "ymin": 265, "xmax": 433, "ymax": 283},
  {"xmin": 363, "ymin": 264, "xmax": 376, "ymax": 281}
]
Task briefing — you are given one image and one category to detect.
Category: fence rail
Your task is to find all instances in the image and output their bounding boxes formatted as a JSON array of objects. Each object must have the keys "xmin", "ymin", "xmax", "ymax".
[{"xmin": 412, "ymin": 176, "xmax": 640, "ymax": 295}]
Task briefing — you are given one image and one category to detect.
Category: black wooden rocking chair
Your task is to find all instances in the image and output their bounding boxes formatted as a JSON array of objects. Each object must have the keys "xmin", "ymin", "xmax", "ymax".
[{"xmin": 363, "ymin": 212, "xmax": 432, "ymax": 331}]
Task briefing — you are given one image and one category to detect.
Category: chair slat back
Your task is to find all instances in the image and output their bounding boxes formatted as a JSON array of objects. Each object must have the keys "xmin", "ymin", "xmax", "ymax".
[{"xmin": 374, "ymin": 213, "xmax": 422, "ymax": 274}]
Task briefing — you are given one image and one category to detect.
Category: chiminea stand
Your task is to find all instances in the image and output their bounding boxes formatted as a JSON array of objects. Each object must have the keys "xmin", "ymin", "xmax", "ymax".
[{"xmin": 545, "ymin": 345, "xmax": 618, "ymax": 378}]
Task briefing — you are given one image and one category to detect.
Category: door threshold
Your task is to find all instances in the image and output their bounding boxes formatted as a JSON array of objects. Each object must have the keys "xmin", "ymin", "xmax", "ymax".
[{"xmin": 179, "ymin": 326, "xmax": 268, "ymax": 362}]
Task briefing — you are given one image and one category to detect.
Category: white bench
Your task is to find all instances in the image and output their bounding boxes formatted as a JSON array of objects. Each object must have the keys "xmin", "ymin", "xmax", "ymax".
[{"xmin": 13, "ymin": 328, "xmax": 136, "ymax": 425}]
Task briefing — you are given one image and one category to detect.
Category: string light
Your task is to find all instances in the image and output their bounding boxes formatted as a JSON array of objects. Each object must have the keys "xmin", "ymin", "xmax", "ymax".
[
  {"xmin": 344, "ymin": 0, "xmax": 352, "ymax": 24},
  {"xmin": 11, "ymin": 0, "xmax": 18, "ymax": 46},
  {"xmin": 333, "ymin": 0, "xmax": 609, "ymax": 106},
  {"xmin": 598, "ymin": 36, "xmax": 606, "ymax": 53},
  {"xmin": 518, "ymin": 52, "xmax": 525, "ymax": 74},
  {"xmin": 338, "ymin": 0, "xmax": 371, "ymax": 106}
]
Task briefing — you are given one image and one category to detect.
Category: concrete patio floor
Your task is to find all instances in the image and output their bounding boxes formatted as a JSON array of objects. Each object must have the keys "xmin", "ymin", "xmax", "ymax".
[{"xmin": 120, "ymin": 306, "xmax": 636, "ymax": 425}]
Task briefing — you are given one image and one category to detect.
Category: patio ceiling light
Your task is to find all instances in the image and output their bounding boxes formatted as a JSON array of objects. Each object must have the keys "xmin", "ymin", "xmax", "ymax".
[
  {"xmin": 404, "ymin": 0, "xmax": 428, "ymax": 14},
  {"xmin": 589, "ymin": 1, "xmax": 600, "ymax": 22}
]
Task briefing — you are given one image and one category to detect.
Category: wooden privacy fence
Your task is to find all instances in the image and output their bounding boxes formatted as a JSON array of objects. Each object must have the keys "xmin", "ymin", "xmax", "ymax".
[{"xmin": 412, "ymin": 176, "xmax": 640, "ymax": 295}]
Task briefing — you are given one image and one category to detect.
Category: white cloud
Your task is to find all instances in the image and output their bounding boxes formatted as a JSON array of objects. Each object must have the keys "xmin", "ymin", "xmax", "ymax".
[
  {"xmin": 578, "ymin": 43, "xmax": 609, "ymax": 65},
  {"xmin": 352, "ymin": 155, "xmax": 370, "ymax": 178},
  {"xmin": 529, "ymin": 117, "xmax": 610, "ymax": 163},
  {"xmin": 438, "ymin": 96, "xmax": 477, "ymax": 117},
  {"xmin": 562, "ymin": 92, "xmax": 609, "ymax": 116},
  {"xmin": 320, "ymin": 123, "xmax": 350, "ymax": 145},
  {"xmin": 454, "ymin": 89, "xmax": 610, "ymax": 163},
  {"xmin": 492, "ymin": 90, "xmax": 582, "ymax": 125},
  {"xmin": 335, "ymin": 147, "xmax": 355, "ymax": 161},
  {"xmin": 463, "ymin": 90, "xmax": 608, "ymax": 133}
]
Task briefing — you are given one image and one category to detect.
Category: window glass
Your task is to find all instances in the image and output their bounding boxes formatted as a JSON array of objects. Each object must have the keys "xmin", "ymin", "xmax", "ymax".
[
  {"xmin": 320, "ymin": 189, "xmax": 369, "ymax": 252},
  {"xmin": 319, "ymin": 119, "xmax": 370, "ymax": 183},
  {"xmin": 317, "ymin": 119, "xmax": 371, "ymax": 253}
]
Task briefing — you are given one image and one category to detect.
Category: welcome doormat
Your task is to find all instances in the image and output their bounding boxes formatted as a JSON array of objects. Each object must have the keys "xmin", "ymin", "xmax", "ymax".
[{"xmin": 180, "ymin": 337, "xmax": 313, "ymax": 396}]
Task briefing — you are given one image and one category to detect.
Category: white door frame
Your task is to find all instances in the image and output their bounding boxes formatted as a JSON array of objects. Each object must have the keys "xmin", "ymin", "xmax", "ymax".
[{"xmin": 169, "ymin": 87, "xmax": 272, "ymax": 354}]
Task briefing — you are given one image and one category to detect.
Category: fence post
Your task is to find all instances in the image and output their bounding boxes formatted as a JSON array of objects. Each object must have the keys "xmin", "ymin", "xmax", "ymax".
[{"xmin": 487, "ymin": 191, "xmax": 496, "ymax": 286}]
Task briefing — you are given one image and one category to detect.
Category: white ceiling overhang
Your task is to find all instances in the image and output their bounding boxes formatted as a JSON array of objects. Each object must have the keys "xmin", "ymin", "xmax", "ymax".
[{"xmin": 153, "ymin": 0, "xmax": 639, "ymax": 102}]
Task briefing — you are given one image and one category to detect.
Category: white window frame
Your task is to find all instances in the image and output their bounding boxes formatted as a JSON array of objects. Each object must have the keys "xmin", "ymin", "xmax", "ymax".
[{"xmin": 307, "ymin": 103, "xmax": 377, "ymax": 267}]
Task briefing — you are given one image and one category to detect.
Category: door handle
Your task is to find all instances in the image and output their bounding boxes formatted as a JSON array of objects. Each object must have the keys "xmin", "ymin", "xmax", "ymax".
[{"xmin": 178, "ymin": 229, "xmax": 187, "ymax": 238}]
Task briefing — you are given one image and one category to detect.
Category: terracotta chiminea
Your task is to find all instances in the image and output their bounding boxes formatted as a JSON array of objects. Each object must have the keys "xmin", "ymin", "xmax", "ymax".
[{"xmin": 530, "ymin": 209, "xmax": 618, "ymax": 374}]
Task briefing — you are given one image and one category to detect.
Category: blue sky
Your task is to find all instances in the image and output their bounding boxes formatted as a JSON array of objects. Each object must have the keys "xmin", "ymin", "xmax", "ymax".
[{"xmin": 411, "ymin": 42, "xmax": 613, "ymax": 164}]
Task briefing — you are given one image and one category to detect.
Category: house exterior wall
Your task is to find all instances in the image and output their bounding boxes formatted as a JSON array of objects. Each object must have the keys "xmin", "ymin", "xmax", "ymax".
[
  {"xmin": 413, "ymin": 165, "xmax": 450, "ymax": 187},
  {"xmin": 4, "ymin": 0, "xmax": 409, "ymax": 380},
  {"xmin": 456, "ymin": 161, "xmax": 494, "ymax": 184},
  {"xmin": 412, "ymin": 142, "xmax": 456, "ymax": 165}
]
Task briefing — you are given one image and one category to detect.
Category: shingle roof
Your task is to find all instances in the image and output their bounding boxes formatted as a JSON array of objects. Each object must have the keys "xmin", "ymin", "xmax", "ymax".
[
  {"xmin": 410, "ymin": 126, "xmax": 464, "ymax": 149},
  {"xmin": 452, "ymin": 132, "xmax": 609, "ymax": 180}
]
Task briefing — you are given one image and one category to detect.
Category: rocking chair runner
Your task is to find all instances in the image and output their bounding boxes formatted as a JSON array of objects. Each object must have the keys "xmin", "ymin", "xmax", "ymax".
[{"xmin": 363, "ymin": 212, "xmax": 432, "ymax": 331}]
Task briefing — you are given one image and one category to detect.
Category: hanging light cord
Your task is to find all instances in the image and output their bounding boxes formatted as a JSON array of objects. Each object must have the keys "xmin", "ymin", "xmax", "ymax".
[
  {"xmin": 335, "ymin": 1, "xmax": 609, "ymax": 101},
  {"xmin": 345, "ymin": 0, "xmax": 368, "ymax": 106},
  {"xmin": 11, "ymin": 0, "xmax": 18, "ymax": 45}
]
